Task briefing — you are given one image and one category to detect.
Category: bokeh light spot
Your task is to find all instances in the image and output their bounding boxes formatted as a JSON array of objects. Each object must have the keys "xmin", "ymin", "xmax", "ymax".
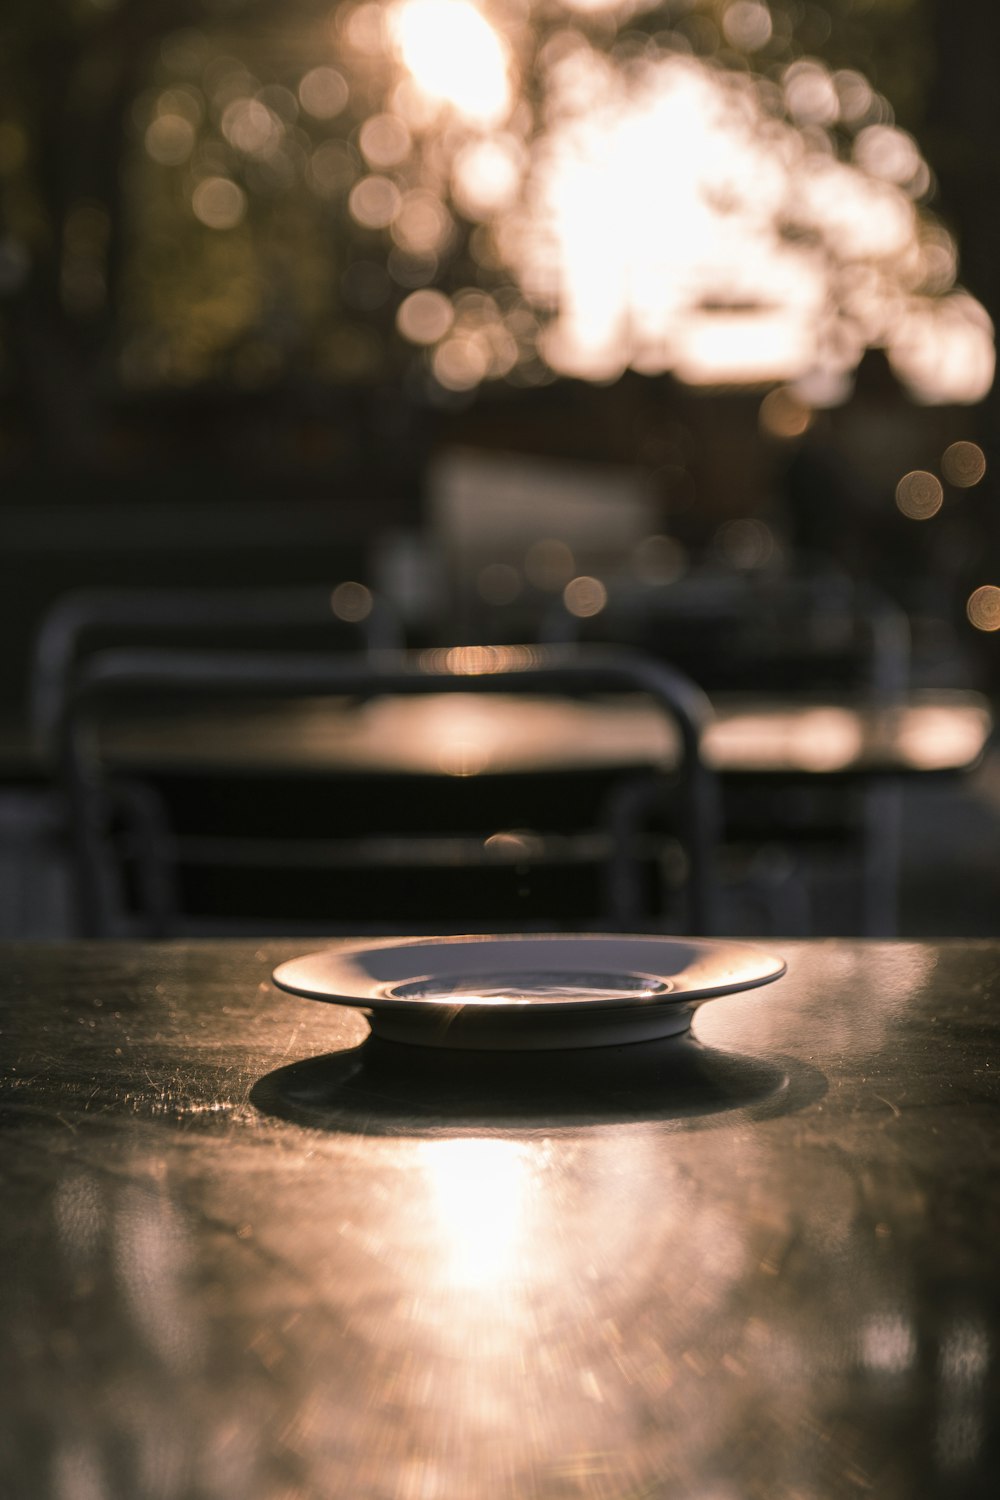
[
  {"xmin": 833, "ymin": 69, "xmax": 875, "ymax": 125},
  {"xmin": 432, "ymin": 335, "xmax": 489, "ymax": 390},
  {"xmin": 397, "ymin": 288, "xmax": 454, "ymax": 344},
  {"xmin": 854, "ymin": 125, "xmax": 923, "ymax": 188},
  {"xmin": 783, "ymin": 61, "xmax": 839, "ymax": 126},
  {"xmin": 941, "ymin": 441, "xmax": 986, "ymax": 488},
  {"xmin": 919, "ymin": 227, "xmax": 958, "ymax": 295},
  {"xmin": 895, "ymin": 470, "xmax": 943, "ymax": 520},
  {"xmin": 888, "ymin": 293, "xmax": 995, "ymax": 405},
  {"xmin": 348, "ymin": 175, "xmax": 402, "ymax": 228},
  {"xmin": 440, "ymin": 644, "xmax": 537, "ymax": 675},
  {"xmin": 452, "ymin": 136, "xmax": 524, "ymax": 219},
  {"xmin": 563, "ymin": 575, "xmax": 608, "ymax": 618},
  {"xmin": 392, "ymin": 188, "xmax": 454, "ymax": 255},
  {"xmin": 759, "ymin": 386, "xmax": 813, "ymax": 439},
  {"xmin": 344, "ymin": 3, "xmax": 387, "ymax": 55},
  {"xmin": 191, "ymin": 177, "xmax": 246, "ymax": 230},
  {"xmin": 221, "ymin": 98, "xmax": 282, "ymax": 157},
  {"xmin": 722, "ymin": 2, "xmax": 773, "ymax": 52},
  {"xmin": 145, "ymin": 114, "xmax": 196, "ymax": 166},
  {"xmin": 359, "ymin": 113, "xmax": 412, "ymax": 168},
  {"xmin": 331, "ymin": 581, "xmax": 374, "ymax": 622},
  {"xmin": 299, "ymin": 66, "xmax": 349, "ymax": 119},
  {"xmin": 483, "ymin": 830, "xmax": 544, "ymax": 860},
  {"xmin": 967, "ymin": 586, "xmax": 1000, "ymax": 633}
]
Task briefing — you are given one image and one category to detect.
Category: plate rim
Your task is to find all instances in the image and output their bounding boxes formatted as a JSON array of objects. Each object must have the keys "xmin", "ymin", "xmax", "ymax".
[{"xmin": 271, "ymin": 933, "xmax": 787, "ymax": 1015}]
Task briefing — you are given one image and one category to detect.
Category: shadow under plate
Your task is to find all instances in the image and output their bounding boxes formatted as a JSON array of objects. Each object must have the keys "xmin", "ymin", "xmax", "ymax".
[{"xmin": 251, "ymin": 1033, "xmax": 826, "ymax": 1137}]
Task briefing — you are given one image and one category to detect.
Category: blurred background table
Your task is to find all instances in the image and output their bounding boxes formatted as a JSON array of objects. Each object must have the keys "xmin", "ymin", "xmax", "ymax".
[
  {"xmin": 0, "ymin": 680, "xmax": 992, "ymax": 941},
  {"xmin": 94, "ymin": 684, "xmax": 992, "ymax": 780},
  {"xmin": 94, "ymin": 681, "xmax": 993, "ymax": 938},
  {"xmin": 3, "ymin": 936, "xmax": 999, "ymax": 1498}
]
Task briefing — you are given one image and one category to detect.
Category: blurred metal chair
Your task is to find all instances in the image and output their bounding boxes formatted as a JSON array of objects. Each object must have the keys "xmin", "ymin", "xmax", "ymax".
[
  {"xmin": 21, "ymin": 584, "xmax": 404, "ymax": 938},
  {"xmin": 543, "ymin": 567, "xmax": 910, "ymax": 699},
  {"xmin": 30, "ymin": 583, "xmax": 404, "ymax": 762},
  {"xmin": 544, "ymin": 567, "xmax": 911, "ymax": 935},
  {"xmin": 55, "ymin": 644, "xmax": 720, "ymax": 939}
]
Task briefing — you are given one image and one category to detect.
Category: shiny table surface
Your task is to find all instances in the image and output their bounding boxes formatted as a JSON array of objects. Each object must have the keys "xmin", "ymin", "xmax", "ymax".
[{"xmin": 3, "ymin": 937, "xmax": 1000, "ymax": 1497}]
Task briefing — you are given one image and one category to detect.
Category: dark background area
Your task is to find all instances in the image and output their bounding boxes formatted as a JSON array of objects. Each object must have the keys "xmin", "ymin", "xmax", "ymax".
[{"xmin": 1, "ymin": 0, "xmax": 999, "ymax": 712}]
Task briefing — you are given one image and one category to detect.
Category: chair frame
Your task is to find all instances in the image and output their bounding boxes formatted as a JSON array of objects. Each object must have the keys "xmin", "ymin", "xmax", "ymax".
[
  {"xmin": 544, "ymin": 570, "xmax": 911, "ymax": 935},
  {"xmin": 543, "ymin": 570, "xmax": 910, "ymax": 699},
  {"xmin": 30, "ymin": 584, "xmax": 404, "ymax": 761}
]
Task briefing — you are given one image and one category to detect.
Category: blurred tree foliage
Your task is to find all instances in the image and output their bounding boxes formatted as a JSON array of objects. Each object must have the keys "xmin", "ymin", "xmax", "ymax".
[{"xmin": 0, "ymin": 0, "xmax": 990, "ymax": 471}]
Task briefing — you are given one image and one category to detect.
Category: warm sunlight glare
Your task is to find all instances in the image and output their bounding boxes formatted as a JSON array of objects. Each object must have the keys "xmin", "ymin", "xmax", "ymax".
[
  {"xmin": 495, "ymin": 40, "xmax": 993, "ymax": 397},
  {"xmin": 138, "ymin": 1, "xmax": 996, "ymax": 402},
  {"xmin": 420, "ymin": 1137, "xmax": 532, "ymax": 1290},
  {"xmin": 393, "ymin": 0, "xmax": 513, "ymax": 126},
  {"xmin": 409, "ymin": 24, "xmax": 993, "ymax": 400}
]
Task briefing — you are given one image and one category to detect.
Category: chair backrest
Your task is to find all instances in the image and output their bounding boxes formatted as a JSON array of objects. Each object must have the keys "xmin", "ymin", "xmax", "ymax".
[
  {"xmin": 56, "ymin": 643, "xmax": 720, "ymax": 939},
  {"xmin": 30, "ymin": 584, "xmax": 404, "ymax": 761},
  {"xmin": 543, "ymin": 569, "xmax": 911, "ymax": 700}
]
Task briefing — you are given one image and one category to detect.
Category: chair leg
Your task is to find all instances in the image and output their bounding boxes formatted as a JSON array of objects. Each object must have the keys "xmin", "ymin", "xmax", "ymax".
[{"xmin": 861, "ymin": 779, "xmax": 902, "ymax": 937}]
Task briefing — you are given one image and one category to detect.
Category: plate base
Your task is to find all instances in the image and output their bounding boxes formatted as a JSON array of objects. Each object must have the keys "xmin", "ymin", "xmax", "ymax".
[{"xmin": 368, "ymin": 1000, "xmax": 695, "ymax": 1050}]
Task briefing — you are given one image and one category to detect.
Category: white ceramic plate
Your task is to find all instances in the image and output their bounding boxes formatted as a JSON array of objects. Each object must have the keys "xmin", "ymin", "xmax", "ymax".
[{"xmin": 272, "ymin": 934, "xmax": 786, "ymax": 1050}]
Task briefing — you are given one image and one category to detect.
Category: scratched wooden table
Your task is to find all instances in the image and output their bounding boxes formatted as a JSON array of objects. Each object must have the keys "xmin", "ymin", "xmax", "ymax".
[{"xmin": 3, "ymin": 936, "xmax": 999, "ymax": 1497}]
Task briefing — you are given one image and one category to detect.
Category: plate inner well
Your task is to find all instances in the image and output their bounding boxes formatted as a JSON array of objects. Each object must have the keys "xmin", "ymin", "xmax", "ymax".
[{"xmin": 381, "ymin": 970, "xmax": 673, "ymax": 1006}]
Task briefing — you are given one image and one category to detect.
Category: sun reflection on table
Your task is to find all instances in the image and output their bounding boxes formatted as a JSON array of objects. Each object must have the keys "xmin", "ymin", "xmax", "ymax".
[{"xmin": 418, "ymin": 1135, "xmax": 535, "ymax": 1293}]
